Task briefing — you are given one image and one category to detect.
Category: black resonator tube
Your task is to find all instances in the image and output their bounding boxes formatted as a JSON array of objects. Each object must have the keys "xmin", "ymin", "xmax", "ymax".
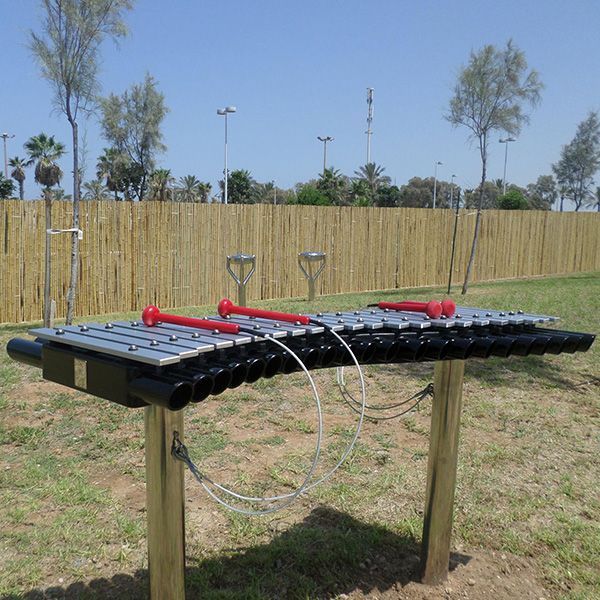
[
  {"xmin": 128, "ymin": 377, "xmax": 192, "ymax": 411},
  {"xmin": 7, "ymin": 338, "xmax": 44, "ymax": 368}
]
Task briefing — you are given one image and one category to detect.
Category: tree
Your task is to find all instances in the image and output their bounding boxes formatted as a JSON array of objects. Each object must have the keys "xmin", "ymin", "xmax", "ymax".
[
  {"xmin": 219, "ymin": 169, "xmax": 257, "ymax": 204},
  {"xmin": 446, "ymin": 40, "xmax": 542, "ymax": 293},
  {"xmin": 30, "ymin": 0, "xmax": 133, "ymax": 326},
  {"xmin": 497, "ymin": 189, "xmax": 528, "ymax": 209},
  {"xmin": 9, "ymin": 157, "xmax": 27, "ymax": 200},
  {"xmin": 197, "ymin": 181, "xmax": 212, "ymax": 204},
  {"xmin": 176, "ymin": 175, "xmax": 201, "ymax": 203},
  {"xmin": 83, "ymin": 179, "xmax": 110, "ymax": 200},
  {"xmin": 590, "ymin": 187, "xmax": 600, "ymax": 212},
  {"xmin": 526, "ymin": 175, "xmax": 557, "ymax": 210},
  {"xmin": 316, "ymin": 168, "xmax": 348, "ymax": 205},
  {"xmin": 462, "ymin": 182, "xmax": 501, "ymax": 210},
  {"xmin": 96, "ymin": 147, "xmax": 132, "ymax": 200},
  {"xmin": 148, "ymin": 168, "xmax": 174, "ymax": 201},
  {"xmin": 100, "ymin": 74, "xmax": 169, "ymax": 201},
  {"xmin": 353, "ymin": 162, "xmax": 391, "ymax": 198},
  {"xmin": 374, "ymin": 184, "xmax": 402, "ymax": 207},
  {"xmin": 0, "ymin": 174, "xmax": 15, "ymax": 199},
  {"xmin": 349, "ymin": 179, "xmax": 371, "ymax": 205},
  {"xmin": 552, "ymin": 112, "xmax": 600, "ymax": 211},
  {"xmin": 24, "ymin": 133, "xmax": 66, "ymax": 326},
  {"xmin": 294, "ymin": 184, "xmax": 330, "ymax": 206}
]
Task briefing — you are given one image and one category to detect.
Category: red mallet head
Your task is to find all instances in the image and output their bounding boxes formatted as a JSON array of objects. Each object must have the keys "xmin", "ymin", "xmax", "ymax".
[
  {"xmin": 218, "ymin": 298, "xmax": 234, "ymax": 318},
  {"xmin": 142, "ymin": 304, "xmax": 160, "ymax": 326},
  {"xmin": 441, "ymin": 299, "xmax": 456, "ymax": 318},
  {"xmin": 425, "ymin": 301, "xmax": 443, "ymax": 319}
]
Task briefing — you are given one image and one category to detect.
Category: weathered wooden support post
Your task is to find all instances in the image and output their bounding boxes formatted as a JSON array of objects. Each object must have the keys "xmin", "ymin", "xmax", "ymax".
[
  {"xmin": 145, "ymin": 405, "xmax": 186, "ymax": 600},
  {"xmin": 420, "ymin": 359, "xmax": 465, "ymax": 585}
]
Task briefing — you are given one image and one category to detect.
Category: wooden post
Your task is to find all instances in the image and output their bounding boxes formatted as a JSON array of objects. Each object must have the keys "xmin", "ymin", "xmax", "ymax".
[
  {"xmin": 145, "ymin": 405, "xmax": 186, "ymax": 600},
  {"xmin": 420, "ymin": 359, "xmax": 465, "ymax": 585}
]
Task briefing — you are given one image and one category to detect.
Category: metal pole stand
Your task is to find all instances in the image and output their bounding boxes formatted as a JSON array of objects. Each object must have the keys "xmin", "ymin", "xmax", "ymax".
[
  {"xmin": 226, "ymin": 253, "xmax": 256, "ymax": 307},
  {"xmin": 298, "ymin": 251, "xmax": 326, "ymax": 302}
]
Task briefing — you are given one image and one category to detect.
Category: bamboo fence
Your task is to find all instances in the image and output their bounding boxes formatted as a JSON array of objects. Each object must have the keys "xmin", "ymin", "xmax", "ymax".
[{"xmin": 1, "ymin": 200, "xmax": 599, "ymax": 324}]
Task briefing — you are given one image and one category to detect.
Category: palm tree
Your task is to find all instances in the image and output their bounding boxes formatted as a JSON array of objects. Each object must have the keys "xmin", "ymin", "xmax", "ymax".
[
  {"xmin": 177, "ymin": 175, "xmax": 201, "ymax": 203},
  {"xmin": 149, "ymin": 169, "xmax": 174, "ymax": 201},
  {"xmin": 9, "ymin": 156, "xmax": 27, "ymax": 200},
  {"xmin": 97, "ymin": 147, "xmax": 129, "ymax": 201},
  {"xmin": 24, "ymin": 133, "xmax": 66, "ymax": 327},
  {"xmin": 317, "ymin": 167, "xmax": 348, "ymax": 205},
  {"xmin": 198, "ymin": 181, "xmax": 212, "ymax": 203},
  {"xmin": 83, "ymin": 179, "xmax": 110, "ymax": 201},
  {"xmin": 353, "ymin": 163, "xmax": 391, "ymax": 196}
]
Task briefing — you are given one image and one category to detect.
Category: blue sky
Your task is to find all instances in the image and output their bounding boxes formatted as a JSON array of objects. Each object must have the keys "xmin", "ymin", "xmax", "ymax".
[{"xmin": 2, "ymin": 0, "xmax": 600, "ymax": 208}]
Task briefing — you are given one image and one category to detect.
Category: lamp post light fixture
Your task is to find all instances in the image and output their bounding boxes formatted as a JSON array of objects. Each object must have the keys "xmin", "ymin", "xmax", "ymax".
[
  {"xmin": 317, "ymin": 136, "xmax": 334, "ymax": 175},
  {"xmin": 217, "ymin": 106, "xmax": 236, "ymax": 204},
  {"xmin": 1, "ymin": 133, "xmax": 15, "ymax": 178},
  {"xmin": 432, "ymin": 160, "xmax": 443, "ymax": 208},
  {"xmin": 499, "ymin": 137, "xmax": 516, "ymax": 195}
]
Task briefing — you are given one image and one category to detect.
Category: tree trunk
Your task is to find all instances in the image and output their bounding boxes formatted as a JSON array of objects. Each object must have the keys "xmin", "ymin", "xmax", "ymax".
[
  {"xmin": 461, "ymin": 137, "xmax": 487, "ymax": 295},
  {"xmin": 65, "ymin": 117, "xmax": 80, "ymax": 325},
  {"xmin": 560, "ymin": 195, "xmax": 564, "ymax": 212},
  {"xmin": 19, "ymin": 180, "xmax": 24, "ymax": 201},
  {"xmin": 44, "ymin": 189, "xmax": 52, "ymax": 327}
]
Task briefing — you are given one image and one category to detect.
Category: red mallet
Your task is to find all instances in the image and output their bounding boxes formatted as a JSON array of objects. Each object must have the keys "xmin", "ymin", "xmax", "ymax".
[
  {"xmin": 142, "ymin": 305, "xmax": 240, "ymax": 334},
  {"xmin": 378, "ymin": 300, "xmax": 443, "ymax": 319},
  {"xmin": 440, "ymin": 299, "xmax": 456, "ymax": 318},
  {"xmin": 218, "ymin": 298, "xmax": 311, "ymax": 325}
]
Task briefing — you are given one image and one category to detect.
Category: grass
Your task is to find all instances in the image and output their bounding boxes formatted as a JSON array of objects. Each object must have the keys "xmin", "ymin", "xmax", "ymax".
[{"xmin": 0, "ymin": 272, "xmax": 598, "ymax": 599}]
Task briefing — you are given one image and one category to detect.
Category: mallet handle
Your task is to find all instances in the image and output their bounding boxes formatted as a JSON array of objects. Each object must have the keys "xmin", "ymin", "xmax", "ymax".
[
  {"xmin": 378, "ymin": 300, "xmax": 443, "ymax": 319},
  {"xmin": 142, "ymin": 305, "xmax": 240, "ymax": 334},
  {"xmin": 218, "ymin": 298, "xmax": 311, "ymax": 325}
]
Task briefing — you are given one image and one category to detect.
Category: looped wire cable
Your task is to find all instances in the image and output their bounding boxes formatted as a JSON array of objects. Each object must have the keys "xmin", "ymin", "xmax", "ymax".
[{"xmin": 173, "ymin": 335, "xmax": 323, "ymax": 516}]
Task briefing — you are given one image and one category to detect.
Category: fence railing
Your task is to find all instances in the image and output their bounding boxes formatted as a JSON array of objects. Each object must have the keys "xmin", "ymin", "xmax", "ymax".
[{"xmin": 1, "ymin": 201, "xmax": 599, "ymax": 324}]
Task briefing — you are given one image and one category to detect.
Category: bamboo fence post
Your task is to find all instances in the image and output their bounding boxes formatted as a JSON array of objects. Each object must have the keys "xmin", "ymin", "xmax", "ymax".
[
  {"xmin": 145, "ymin": 405, "xmax": 186, "ymax": 600},
  {"xmin": 420, "ymin": 359, "xmax": 465, "ymax": 585}
]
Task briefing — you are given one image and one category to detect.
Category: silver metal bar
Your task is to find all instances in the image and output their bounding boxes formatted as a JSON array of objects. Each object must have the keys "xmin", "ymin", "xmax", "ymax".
[
  {"xmin": 312, "ymin": 315, "xmax": 365, "ymax": 332},
  {"xmin": 214, "ymin": 317, "xmax": 289, "ymax": 339},
  {"xmin": 355, "ymin": 309, "xmax": 433, "ymax": 330},
  {"xmin": 112, "ymin": 321, "xmax": 233, "ymax": 350},
  {"xmin": 30, "ymin": 327, "xmax": 182, "ymax": 366},
  {"xmin": 145, "ymin": 322, "xmax": 254, "ymax": 345},
  {"xmin": 226, "ymin": 315, "xmax": 325, "ymax": 336},
  {"xmin": 85, "ymin": 323, "xmax": 214, "ymax": 354}
]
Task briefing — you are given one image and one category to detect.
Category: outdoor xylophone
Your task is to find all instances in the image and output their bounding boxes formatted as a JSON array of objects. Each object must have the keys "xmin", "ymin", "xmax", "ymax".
[
  {"xmin": 5, "ymin": 298, "xmax": 595, "ymax": 597},
  {"xmin": 7, "ymin": 299, "xmax": 594, "ymax": 412}
]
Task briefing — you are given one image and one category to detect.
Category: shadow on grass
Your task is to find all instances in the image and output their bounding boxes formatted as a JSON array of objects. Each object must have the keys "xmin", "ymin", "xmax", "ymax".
[{"xmin": 4, "ymin": 507, "xmax": 470, "ymax": 600}]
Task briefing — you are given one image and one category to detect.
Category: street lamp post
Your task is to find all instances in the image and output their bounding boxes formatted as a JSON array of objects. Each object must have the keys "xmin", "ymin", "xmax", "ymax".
[
  {"xmin": 499, "ymin": 137, "xmax": 516, "ymax": 195},
  {"xmin": 432, "ymin": 160, "xmax": 442, "ymax": 208},
  {"xmin": 1, "ymin": 133, "xmax": 15, "ymax": 178},
  {"xmin": 217, "ymin": 106, "xmax": 236, "ymax": 204},
  {"xmin": 317, "ymin": 136, "xmax": 334, "ymax": 175}
]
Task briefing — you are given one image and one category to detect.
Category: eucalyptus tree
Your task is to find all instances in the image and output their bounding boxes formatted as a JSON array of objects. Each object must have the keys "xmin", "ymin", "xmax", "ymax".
[
  {"xmin": 447, "ymin": 40, "xmax": 542, "ymax": 293},
  {"xmin": 526, "ymin": 175, "xmax": 557, "ymax": 210},
  {"xmin": 30, "ymin": 0, "xmax": 133, "ymax": 325},
  {"xmin": 24, "ymin": 133, "xmax": 66, "ymax": 326},
  {"xmin": 552, "ymin": 112, "xmax": 600, "ymax": 211},
  {"xmin": 99, "ymin": 74, "xmax": 169, "ymax": 201},
  {"xmin": 9, "ymin": 157, "xmax": 27, "ymax": 200}
]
